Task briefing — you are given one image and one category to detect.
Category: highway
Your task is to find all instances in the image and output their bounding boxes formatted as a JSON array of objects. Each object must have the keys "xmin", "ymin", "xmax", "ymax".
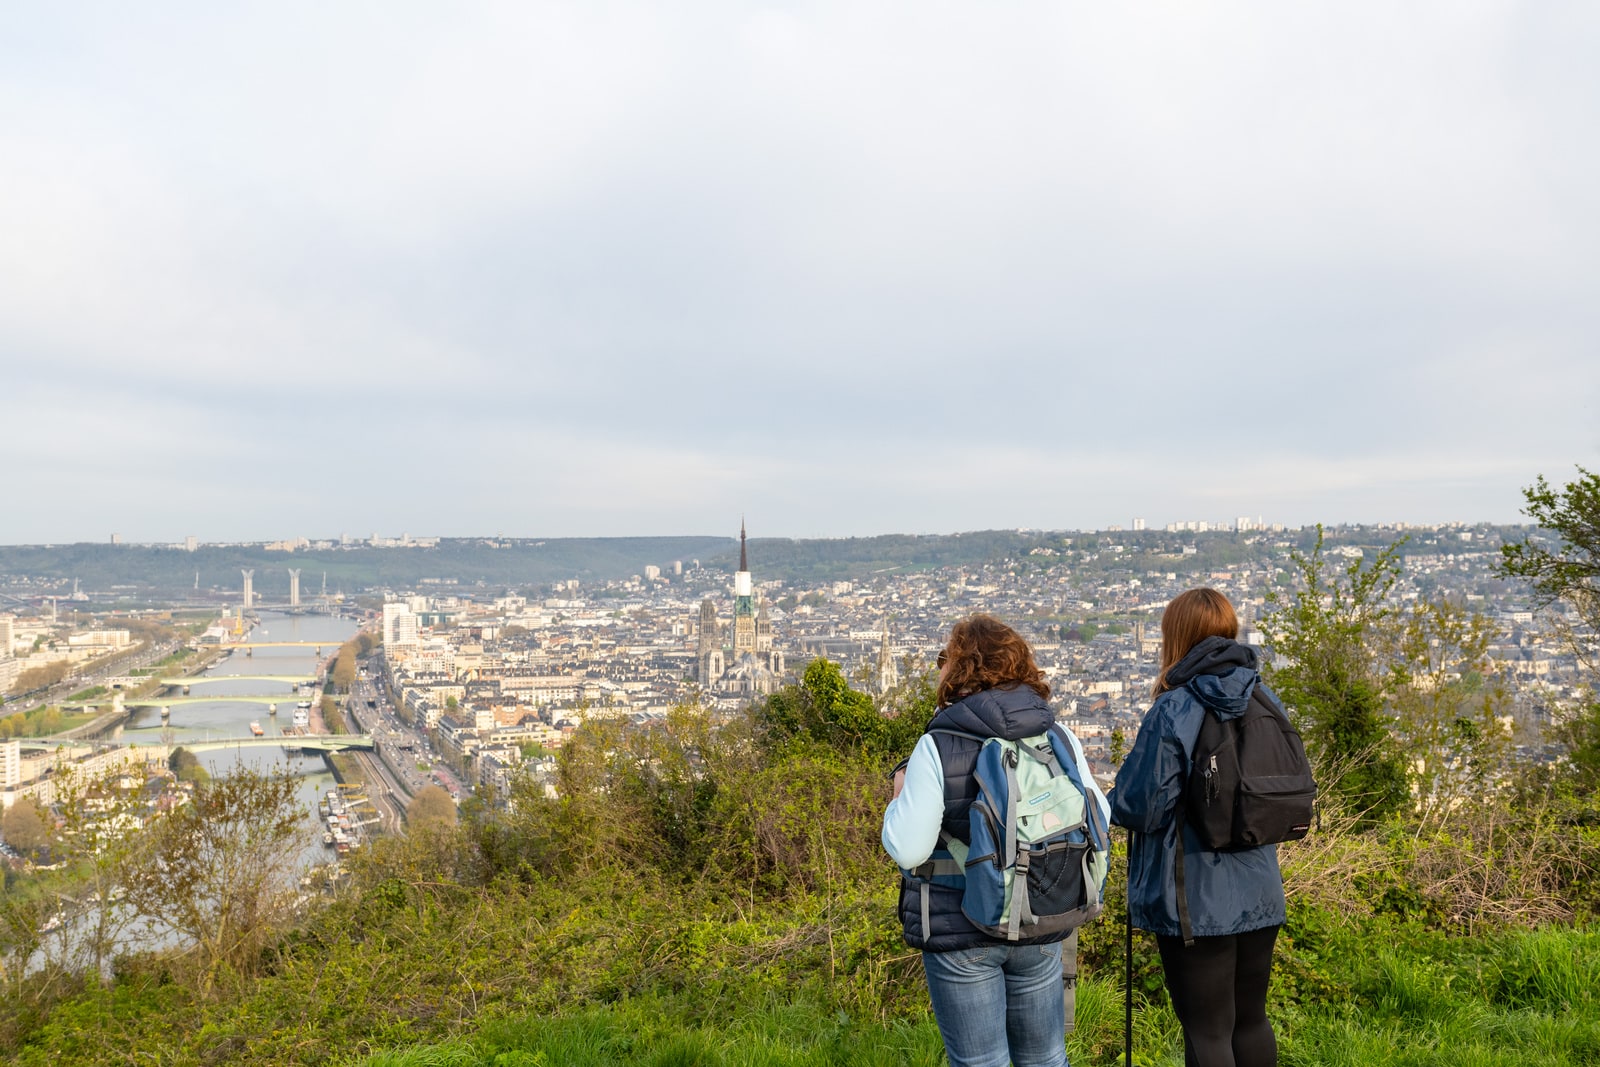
[
  {"xmin": 22, "ymin": 637, "xmax": 185, "ymax": 711},
  {"xmin": 341, "ymin": 662, "xmax": 457, "ymax": 831}
]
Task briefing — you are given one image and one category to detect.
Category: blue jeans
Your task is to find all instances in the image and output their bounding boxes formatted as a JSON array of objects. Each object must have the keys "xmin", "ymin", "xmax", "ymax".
[{"xmin": 922, "ymin": 941, "xmax": 1069, "ymax": 1067}]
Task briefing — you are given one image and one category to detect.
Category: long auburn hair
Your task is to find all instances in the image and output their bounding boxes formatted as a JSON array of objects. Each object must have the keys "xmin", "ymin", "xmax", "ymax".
[
  {"xmin": 1152, "ymin": 588, "xmax": 1239, "ymax": 697},
  {"xmin": 936, "ymin": 614, "xmax": 1050, "ymax": 708}
]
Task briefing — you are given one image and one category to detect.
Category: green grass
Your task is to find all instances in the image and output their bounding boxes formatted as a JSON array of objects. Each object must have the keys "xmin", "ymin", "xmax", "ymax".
[
  {"xmin": 340, "ymin": 977, "xmax": 1175, "ymax": 1067},
  {"xmin": 348, "ymin": 925, "xmax": 1598, "ymax": 1067},
  {"xmin": 1273, "ymin": 924, "xmax": 1600, "ymax": 1067},
  {"xmin": 354, "ymin": 995, "xmax": 949, "ymax": 1067},
  {"xmin": 64, "ymin": 686, "xmax": 109, "ymax": 702}
]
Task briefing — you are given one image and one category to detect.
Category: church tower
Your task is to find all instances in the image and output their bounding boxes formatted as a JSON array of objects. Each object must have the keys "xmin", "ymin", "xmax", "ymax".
[
  {"xmin": 733, "ymin": 520, "xmax": 756, "ymax": 657},
  {"xmin": 697, "ymin": 598, "xmax": 721, "ymax": 682},
  {"xmin": 874, "ymin": 617, "xmax": 898, "ymax": 695}
]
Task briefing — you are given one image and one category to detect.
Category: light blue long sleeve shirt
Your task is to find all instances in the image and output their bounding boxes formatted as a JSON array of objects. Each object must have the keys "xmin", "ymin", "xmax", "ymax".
[{"xmin": 881, "ymin": 734, "xmax": 946, "ymax": 869}]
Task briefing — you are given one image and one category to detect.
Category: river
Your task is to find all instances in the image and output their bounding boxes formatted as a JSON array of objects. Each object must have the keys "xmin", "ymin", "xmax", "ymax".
[
  {"xmin": 115, "ymin": 610, "xmax": 360, "ymax": 858},
  {"xmin": 28, "ymin": 612, "xmax": 363, "ymax": 975}
]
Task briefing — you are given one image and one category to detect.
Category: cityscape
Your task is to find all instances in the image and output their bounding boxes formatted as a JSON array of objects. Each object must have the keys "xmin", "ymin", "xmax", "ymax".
[
  {"xmin": 1, "ymin": 515, "xmax": 1582, "ymax": 824},
  {"xmin": 3, "ymin": 3, "xmax": 1597, "ymax": 1063}
]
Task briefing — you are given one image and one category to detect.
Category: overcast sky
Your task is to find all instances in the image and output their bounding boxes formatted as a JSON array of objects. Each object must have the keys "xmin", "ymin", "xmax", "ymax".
[{"xmin": 3, "ymin": 2, "xmax": 1596, "ymax": 545}]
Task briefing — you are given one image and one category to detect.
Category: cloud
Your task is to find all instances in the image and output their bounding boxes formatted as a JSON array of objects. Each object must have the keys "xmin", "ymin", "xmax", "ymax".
[{"xmin": 0, "ymin": 2, "xmax": 1596, "ymax": 542}]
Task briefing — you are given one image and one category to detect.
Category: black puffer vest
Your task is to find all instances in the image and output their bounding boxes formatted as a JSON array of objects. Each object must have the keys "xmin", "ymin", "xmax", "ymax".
[{"xmin": 897, "ymin": 685, "xmax": 1066, "ymax": 952}]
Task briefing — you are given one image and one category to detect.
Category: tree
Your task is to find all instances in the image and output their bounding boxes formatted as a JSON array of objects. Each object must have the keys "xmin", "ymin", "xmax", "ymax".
[
  {"xmin": 406, "ymin": 785, "xmax": 457, "ymax": 830},
  {"xmin": 13, "ymin": 661, "xmax": 69, "ymax": 694},
  {"xmin": 332, "ymin": 644, "xmax": 357, "ymax": 692},
  {"xmin": 34, "ymin": 707, "xmax": 62, "ymax": 736},
  {"xmin": 1386, "ymin": 597, "xmax": 1512, "ymax": 811},
  {"xmin": 321, "ymin": 695, "xmax": 345, "ymax": 733},
  {"xmin": 1501, "ymin": 466, "xmax": 1600, "ymax": 635},
  {"xmin": 757, "ymin": 658, "xmax": 899, "ymax": 763},
  {"xmin": 119, "ymin": 764, "xmax": 305, "ymax": 994},
  {"xmin": 51, "ymin": 759, "xmax": 158, "ymax": 978},
  {"xmin": 1, "ymin": 797, "xmax": 50, "ymax": 857},
  {"xmin": 1260, "ymin": 526, "xmax": 1408, "ymax": 822},
  {"xmin": 1502, "ymin": 467, "xmax": 1600, "ymax": 793},
  {"xmin": 168, "ymin": 746, "xmax": 209, "ymax": 783},
  {"xmin": 1109, "ymin": 726, "xmax": 1128, "ymax": 768}
]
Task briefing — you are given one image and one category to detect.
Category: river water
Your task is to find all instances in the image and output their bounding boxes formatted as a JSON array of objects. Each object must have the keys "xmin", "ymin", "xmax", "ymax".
[
  {"xmin": 29, "ymin": 612, "xmax": 363, "ymax": 974},
  {"xmin": 115, "ymin": 610, "xmax": 360, "ymax": 857}
]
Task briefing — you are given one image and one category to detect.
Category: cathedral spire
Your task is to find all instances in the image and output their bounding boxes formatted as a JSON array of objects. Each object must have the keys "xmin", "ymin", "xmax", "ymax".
[{"xmin": 739, "ymin": 517, "xmax": 748, "ymax": 572}]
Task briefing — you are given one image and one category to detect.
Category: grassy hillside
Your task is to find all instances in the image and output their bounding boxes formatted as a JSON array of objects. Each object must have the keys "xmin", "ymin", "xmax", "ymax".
[
  {"xmin": 357, "ymin": 921, "xmax": 1600, "ymax": 1067},
  {"xmin": 2, "ymin": 662, "xmax": 1596, "ymax": 1066}
]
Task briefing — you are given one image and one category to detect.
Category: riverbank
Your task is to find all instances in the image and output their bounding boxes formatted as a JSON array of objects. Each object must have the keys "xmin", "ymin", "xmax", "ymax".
[{"xmin": 49, "ymin": 644, "xmax": 230, "ymax": 742}]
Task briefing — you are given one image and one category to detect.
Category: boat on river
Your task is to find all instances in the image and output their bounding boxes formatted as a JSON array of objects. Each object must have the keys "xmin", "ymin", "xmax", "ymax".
[{"xmin": 249, "ymin": 721, "xmax": 264, "ymax": 736}]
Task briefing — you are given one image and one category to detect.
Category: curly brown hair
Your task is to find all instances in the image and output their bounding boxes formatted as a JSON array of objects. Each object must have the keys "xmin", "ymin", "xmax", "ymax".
[{"xmin": 936, "ymin": 613, "xmax": 1051, "ymax": 708}]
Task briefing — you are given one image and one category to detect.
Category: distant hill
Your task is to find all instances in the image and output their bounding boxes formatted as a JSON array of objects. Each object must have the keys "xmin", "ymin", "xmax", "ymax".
[
  {"xmin": 0, "ymin": 531, "xmax": 1051, "ymax": 599},
  {"xmin": 0, "ymin": 524, "xmax": 1532, "ymax": 601},
  {"xmin": 0, "ymin": 537, "xmax": 733, "ymax": 599}
]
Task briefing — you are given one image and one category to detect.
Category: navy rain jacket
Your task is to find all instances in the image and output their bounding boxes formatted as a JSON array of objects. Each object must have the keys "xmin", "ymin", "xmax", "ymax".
[{"xmin": 1110, "ymin": 636, "xmax": 1286, "ymax": 938}]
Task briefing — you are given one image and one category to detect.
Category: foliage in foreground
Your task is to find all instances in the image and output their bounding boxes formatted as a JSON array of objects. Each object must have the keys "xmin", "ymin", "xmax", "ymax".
[{"xmin": 4, "ymin": 578, "xmax": 1600, "ymax": 1067}]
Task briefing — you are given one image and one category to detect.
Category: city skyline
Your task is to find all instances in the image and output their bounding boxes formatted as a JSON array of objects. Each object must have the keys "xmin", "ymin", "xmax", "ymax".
[{"xmin": 2, "ymin": 5, "xmax": 1597, "ymax": 544}]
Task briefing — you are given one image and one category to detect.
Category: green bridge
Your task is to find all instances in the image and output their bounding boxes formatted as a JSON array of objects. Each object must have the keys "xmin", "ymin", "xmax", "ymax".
[
  {"xmin": 135, "ymin": 733, "xmax": 374, "ymax": 754},
  {"xmin": 65, "ymin": 694, "xmax": 308, "ymax": 710},
  {"xmin": 224, "ymin": 642, "xmax": 343, "ymax": 650},
  {"xmin": 158, "ymin": 675, "xmax": 315, "ymax": 687},
  {"xmin": 25, "ymin": 734, "xmax": 374, "ymax": 755}
]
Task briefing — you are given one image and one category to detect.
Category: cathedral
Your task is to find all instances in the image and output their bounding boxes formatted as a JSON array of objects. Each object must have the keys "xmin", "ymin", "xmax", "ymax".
[{"xmin": 696, "ymin": 522, "xmax": 785, "ymax": 696}]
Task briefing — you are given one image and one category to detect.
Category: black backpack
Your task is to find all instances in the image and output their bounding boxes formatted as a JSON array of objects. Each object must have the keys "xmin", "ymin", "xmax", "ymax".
[
  {"xmin": 1174, "ymin": 685, "xmax": 1315, "ymax": 943},
  {"xmin": 1188, "ymin": 686, "xmax": 1316, "ymax": 850}
]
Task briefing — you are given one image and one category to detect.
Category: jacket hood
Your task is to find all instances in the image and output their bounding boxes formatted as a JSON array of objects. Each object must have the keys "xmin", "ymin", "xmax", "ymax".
[
  {"xmin": 928, "ymin": 684, "xmax": 1054, "ymax": 740},
  {"xmin": 1166, "ymin": 635, "xmax": 1258, "ymax": 717}
]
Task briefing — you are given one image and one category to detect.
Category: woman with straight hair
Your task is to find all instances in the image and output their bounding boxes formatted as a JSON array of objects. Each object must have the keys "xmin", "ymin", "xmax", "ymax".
[
  {"xmin": 883, "ymin": 613, "xmax": 1107, "ymax": 1067},
  {"xmin": 1111, "ymin": 588, "xmax": 1286, "ymax": 1067}
]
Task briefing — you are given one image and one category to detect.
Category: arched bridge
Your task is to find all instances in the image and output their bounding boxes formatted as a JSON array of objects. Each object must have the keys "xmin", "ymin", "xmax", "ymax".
[
  {"xmin": 65, "ymin": 694, "xmax": 306, "ymax": 710},
  {"xmin": 159, "ymin": 675, "xmax": 315, "ymax": 687},
  {"xmin": 27, "ymin": 734, "xmax": 374, "ymax": 755},
  {"xmin": 127, "ymin": 734, "xmax": 375, "ymax": 754},
  {"xmin": 225, "ymin": 642, "xmax": 345, "ymax": 650}
]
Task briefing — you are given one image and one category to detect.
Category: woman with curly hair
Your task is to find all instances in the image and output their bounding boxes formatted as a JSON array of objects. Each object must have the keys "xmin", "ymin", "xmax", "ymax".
[{"xmin": 883, "ymin": 613, "xmax": 1107, "ymax": 1067}]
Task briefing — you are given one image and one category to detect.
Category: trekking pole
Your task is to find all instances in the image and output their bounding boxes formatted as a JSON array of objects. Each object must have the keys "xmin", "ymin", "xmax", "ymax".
[{"xmin": 1124, "ymin": 828, "xmax": 1133, "ymax": 1067}]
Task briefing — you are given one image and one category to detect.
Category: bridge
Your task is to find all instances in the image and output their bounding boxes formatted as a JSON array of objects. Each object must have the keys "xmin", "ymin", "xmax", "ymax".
[
  {"xmin": 24, "ymin": 733, "xmax": 374, "ymax": 755},
  {"xmin": 63, "ymin": 694, "xmax": 307, "ymax": 710},
  {"xmin": 158, "ymin": 675, "xmax": 315, "ymax": 687},
  {"xmin": 128, "ymin": 733, "xmax": 375, "ymax": 754},
  {"xmin": 225, "ymin": 642, "xmax": 345, "ymax": 650}
]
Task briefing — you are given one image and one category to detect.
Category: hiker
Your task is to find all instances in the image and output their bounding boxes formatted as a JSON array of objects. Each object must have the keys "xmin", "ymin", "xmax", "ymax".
[
  {"xmin": 1111, "ymin": 588, "xmax": 1286, "ymax": 1067},
  {"xmin": 883, "ymin": 613, "xmax": 1108, "ymax": 1067}
]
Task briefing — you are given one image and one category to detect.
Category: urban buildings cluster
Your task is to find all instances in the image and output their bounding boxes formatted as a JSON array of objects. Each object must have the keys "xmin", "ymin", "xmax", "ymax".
[
  {"xmin": 365, "ymin": 522, "xmax": 1588, "ymax": 797},
  {"xmin": 1, "ymin": 520, "xmax": 1589, "ymax": 806}
]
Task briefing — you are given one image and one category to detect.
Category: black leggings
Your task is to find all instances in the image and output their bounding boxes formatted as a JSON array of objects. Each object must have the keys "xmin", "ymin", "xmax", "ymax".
[{"xmin": 1155, "ymin": 925, "xmax": 1279, "ymax": 1067}]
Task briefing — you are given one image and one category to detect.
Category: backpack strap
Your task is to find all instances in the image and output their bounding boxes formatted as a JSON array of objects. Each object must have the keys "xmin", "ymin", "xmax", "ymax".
[
  {"xmin": 1001, "ymin": 747, "xmax": 1025, "ymax": 940},
  {"xmin": 926, "ymin": 727, "xmax": 986, "ymax": 744},
  {"xmin": 1047, "ymin": 724, "xmax": 1112, "ymax": 854},
  {"xmin": 1173, "ymin": 709, "xmax": 1239, "ymax": 947},
  {"xmin": 1173, "ymin": 802, "xmax": 1195, "ymax": 947},
  {"xmin": 910, "ymin": 830, "xmax": 963, "ymax": 942}
]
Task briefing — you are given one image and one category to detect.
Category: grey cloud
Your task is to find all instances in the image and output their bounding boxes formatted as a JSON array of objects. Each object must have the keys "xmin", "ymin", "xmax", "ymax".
[{"xmin": 1, "ymin": 2, "xmax": 1597, "ymax": 542}]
